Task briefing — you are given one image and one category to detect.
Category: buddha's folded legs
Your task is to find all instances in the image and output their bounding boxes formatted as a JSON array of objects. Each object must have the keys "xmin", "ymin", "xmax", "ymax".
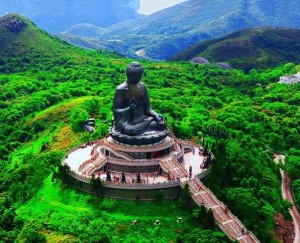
[
  {"xmin": 121, "ymin": 117, "xmax": 167, "ymax": 136},
  {"xmin": 122, "ymin": 117, "xmax": 153, "ymax": 136}
]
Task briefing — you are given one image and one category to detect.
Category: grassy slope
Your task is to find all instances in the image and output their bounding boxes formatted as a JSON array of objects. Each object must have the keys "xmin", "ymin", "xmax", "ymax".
[
  {"xmin": 0, "ymin": 14, "xmax": 69, "ymax": 57},
  {"xmin": 170, "ymin": 28, "xmax": 300, "ymax": 72},
  {"xmin": 17, "ymin": 176, "xmax": 193, "ymax": 243}
]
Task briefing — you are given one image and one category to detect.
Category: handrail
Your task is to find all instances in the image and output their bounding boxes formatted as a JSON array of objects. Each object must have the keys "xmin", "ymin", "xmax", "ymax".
[
  {"xmin": 101, "ymin": 143, "xmax": 133, "ymax": 161},
  {"xmin": 103, "ymin": 180, "xmax": 180, "ymax": 189},
  {"xmin": 86, "ymin": 158, "xmax": 107, "ymax": 175},
  {"xmin": 69, "ymin": 170, "xmax": 180, "ymax": 188},
  {"xmin": 198, "ymin": 167, "xmax": 212, "ymax": 179},
  {"xmin": 175, "ymin": 147, "xmax": 185, "ymax": 160},
  {"xmin": 78, "ymin": 152, "xmax": 100, "ymax": 172},
  {"xmin": 177, "ymin": 139, "xmax": 201, "ymax": 149}
]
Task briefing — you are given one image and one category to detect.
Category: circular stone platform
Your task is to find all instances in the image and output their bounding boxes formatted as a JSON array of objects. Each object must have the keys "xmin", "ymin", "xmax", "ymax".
[{"xmin": 63, "ymin": 135, "xmax": 212, "ymax": 200}]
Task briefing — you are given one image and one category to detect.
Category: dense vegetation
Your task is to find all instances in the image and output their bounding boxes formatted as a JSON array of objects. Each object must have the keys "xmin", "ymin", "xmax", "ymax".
[
  {"xmin": 58, "ymin": 0, "xmax": 300, "ymax": 60},
  {"xmin": 284, "ymin": 151, "xmax": 300, "ymax": 208},
  {"xmin": 170, "ymin": 28, "xmax": 300, "ymax": 72},
  {"xmin": 0, "ymin": 15, "xmax": 299, "ymax": 242}
]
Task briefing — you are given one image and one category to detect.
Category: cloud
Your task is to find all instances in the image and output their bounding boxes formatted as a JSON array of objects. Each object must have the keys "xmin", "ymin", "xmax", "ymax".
[{"xmin": 138, "ymin": 0, "xmax": 187, "ymax": 15}]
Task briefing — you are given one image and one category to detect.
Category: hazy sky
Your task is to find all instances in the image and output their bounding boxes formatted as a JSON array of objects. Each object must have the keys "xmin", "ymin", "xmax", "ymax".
[{"xmin": 139, "ymin": 0, "xmax": 187, "ymax": 15}]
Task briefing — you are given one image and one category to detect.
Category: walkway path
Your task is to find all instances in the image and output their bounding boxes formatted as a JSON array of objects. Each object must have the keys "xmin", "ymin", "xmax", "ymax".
[
  {"xmin": 164, "ymin": 143, "xmax": 260, "ymax": 242},
  {"xmin": 274, "ymin": 154, "xmax": 300, "ymax": 243},
  {"xmin": 159, "ymin": 157, "xmax": 189, "ymax": 181},
  {"xmin": 182, "ymin": 146, "xmax": 205, "ymax": 177},
  {"xmin": 188, "ymin": 178, "xmax": 259, "ymax": 243}
]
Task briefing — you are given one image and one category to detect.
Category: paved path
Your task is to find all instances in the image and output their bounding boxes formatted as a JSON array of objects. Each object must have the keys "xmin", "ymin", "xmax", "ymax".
[
  {"xmin": 167, "ymin": 144, "xmax": 260, "ymax": 242},
  {"xmin": 281, "ymin": 169, "xmax": 300, "ymax": 243},
  {"xmin": 182, "ymin": 147, "xmax": 205, "ymax": 176},
  {"xmin": 274, "ymin": 154, "xmax": 300, "ymax": 243},
  {"xmin": 159, "ymin": 157, "xmax": 189, "ymax": 181}
]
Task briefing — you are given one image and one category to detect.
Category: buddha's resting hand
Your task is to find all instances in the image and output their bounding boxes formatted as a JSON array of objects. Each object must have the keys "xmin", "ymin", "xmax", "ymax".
[
  {"xmin": 129, "ymin": 97, "xmax": 137, "ymax": 110},
  {"xmin": 155, "ymin": 114, "xmax": 165, "ymax": 125}
]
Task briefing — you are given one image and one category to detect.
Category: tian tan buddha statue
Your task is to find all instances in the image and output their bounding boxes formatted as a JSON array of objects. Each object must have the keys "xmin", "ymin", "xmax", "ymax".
[{"xmin": 110, "ymin": 62, "xmax": 169, "ymax": 145}]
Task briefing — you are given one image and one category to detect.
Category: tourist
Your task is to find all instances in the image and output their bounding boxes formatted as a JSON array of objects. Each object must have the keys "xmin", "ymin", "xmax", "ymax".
[{"xmin": 224, "ymin": 206, "xmax": 228, "ymax": 214}]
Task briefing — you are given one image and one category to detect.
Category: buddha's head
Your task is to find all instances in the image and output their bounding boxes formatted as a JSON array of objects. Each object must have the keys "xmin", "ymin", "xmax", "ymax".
[{"xmin": 126, "ymin": 62, "xmax": 144, "ymax": 84}]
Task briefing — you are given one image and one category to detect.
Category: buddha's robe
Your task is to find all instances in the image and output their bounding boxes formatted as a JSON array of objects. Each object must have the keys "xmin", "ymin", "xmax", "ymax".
[{"xmin": 112, "ymin": 82, "xmax": 165, "ymax": 136}]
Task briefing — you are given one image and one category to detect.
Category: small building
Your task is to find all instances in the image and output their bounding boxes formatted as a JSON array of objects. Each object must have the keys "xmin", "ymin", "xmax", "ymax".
[
  {"xmin": 279, "ymin": 72, "xmax": 300, "ymax": 84},
  {"xmin": 84, "ymin": 118, "xmax": 96, "ymax": 132}
]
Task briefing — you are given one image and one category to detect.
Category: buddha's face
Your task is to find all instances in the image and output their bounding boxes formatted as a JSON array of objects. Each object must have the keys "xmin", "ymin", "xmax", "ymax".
[
  {"xmin": 126, "ymin": 62, "xmax": 144, "ymax": 85},
  {"xmin": 127, "ymin": 72, "xmax": 143, "ymax": 85}
]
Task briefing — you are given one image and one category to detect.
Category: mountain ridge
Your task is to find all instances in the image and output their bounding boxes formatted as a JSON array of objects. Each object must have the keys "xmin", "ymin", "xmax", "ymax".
[
  {"xmin": 170, "ymin": 27, "xmax": 300, "ymax": 72},
  {"xmin": 0, "ymin": 0, "xmax": 142, "ymax": 33},
  {"xmin": 0, "ymin": 14, "xmax": 71, "ymax": 58},
  {"xmin": 57, "ymin": 0, "xmax": 300, "ymax": 60}
]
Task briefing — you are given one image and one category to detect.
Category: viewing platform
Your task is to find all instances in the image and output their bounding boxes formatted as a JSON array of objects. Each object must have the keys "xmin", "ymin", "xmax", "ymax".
[{"xmin": 62, "ymin": 134, "xmax": 212, "ymax": 199}]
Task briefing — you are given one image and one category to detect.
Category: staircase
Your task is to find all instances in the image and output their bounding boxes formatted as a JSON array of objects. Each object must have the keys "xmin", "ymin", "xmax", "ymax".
[{"xmin": 188, "ymin": 178, "xmax": 260, "ymax": 243}]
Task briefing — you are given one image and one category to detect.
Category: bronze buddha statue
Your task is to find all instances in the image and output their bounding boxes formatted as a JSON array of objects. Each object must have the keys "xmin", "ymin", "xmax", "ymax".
[{"xmin": 110, "ymin": 62, "xmax": 169, "ymax": 145}]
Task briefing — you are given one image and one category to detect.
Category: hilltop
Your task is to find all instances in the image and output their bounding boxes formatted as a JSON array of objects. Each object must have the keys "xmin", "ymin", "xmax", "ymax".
[
  {"xmin": 57, "ymin": 0, "xmax": 300, "ymax": 60},
  {"xmin": 170, "ymin": 28, "xmax": 300, "ymax": 72},
  {"xmin": 0, "ymin": 14, "xmax": 69, "ymax": 57},
  {"xmin": 0, "ymin": 14, "xmax": 122, "ymax": 73}
]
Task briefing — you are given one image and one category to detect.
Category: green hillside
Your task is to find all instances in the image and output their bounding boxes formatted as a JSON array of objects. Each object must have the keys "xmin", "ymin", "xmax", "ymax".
[
  {"xmin": 0, "ymin": 14, "xmax": 70, "ymax": 56},
  {"xmin": 1, "ymin": 14, "xmax": 300, "ymax": 242},
  {"xmin": 170, "ymin": 28, "xmax": 300, "ymax": 72}
]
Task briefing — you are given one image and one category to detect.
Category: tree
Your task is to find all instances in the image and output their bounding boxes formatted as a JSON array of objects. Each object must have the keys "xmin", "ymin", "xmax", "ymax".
[
  {"xmin": 183, "ymin": 228, "xmax": 227, "ymax": 243},
  {"xmin": 70, "ymin": 107, "xmax": 89, "ymax": 132},
  {"xmin": 18, "ymin": 222, "xmax": 46, "ymax": 243},
  {"xmin": 56, "ymin": 164, "xmax": 72, "ymax": 185},
  {"xmin": 90, "ymin": 174, "xmax": 103, "ymax": 197}
]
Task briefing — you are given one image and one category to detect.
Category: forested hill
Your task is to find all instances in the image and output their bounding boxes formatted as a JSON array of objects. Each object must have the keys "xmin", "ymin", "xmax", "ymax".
[
  {"xmin": 0, "ymin": 0, "xmax": 142, "ymax": 33},
  {"xmin": 59, "ymin": 0, "xmax": 300, "ymax": 60},
  {"xmin": 0, "ymin": 14, "xmax": 69, "ymax": 57},
  {"xmin": 170, "ymin": 28, "xmax": 300, "ymax": 72},
  {"xmin": 0, "ymin": 14, "xmax": 121, "ymax": 73},
  {"xmin": 0, "ymin": 14, "xmax": 300, "ymax": 242}
]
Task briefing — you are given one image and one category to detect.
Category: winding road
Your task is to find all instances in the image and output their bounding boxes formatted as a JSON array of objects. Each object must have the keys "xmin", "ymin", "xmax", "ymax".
[
  {"xmin": 274, "ymin": 154, "xmax": 300, "ymax": 243},
  {"xmin": 280, "ymin": 169, "xmax": 300, "ymax": 243}
]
